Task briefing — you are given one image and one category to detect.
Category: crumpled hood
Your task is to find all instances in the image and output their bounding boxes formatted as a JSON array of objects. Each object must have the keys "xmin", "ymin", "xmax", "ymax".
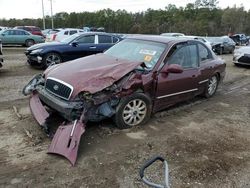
[{"xmin": 45, "ymin": 54, "xmax": 142, "ymax": 97}]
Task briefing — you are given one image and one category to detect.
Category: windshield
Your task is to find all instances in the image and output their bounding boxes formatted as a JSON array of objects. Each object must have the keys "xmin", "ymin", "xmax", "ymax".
[
  {"xmin": 60, "ymin": 33, "xmax": 81, "ymax": 43},
  {"xmin": 104, "ymin": 39, "xmax": 166, "ymax": 70}
]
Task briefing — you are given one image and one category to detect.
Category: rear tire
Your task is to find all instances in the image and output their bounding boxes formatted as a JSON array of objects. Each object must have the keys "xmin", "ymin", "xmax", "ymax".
[
  {"xmin": 25, "ymin": 39, "xmax": 35, "ymax": 47},
  {"xmin": 203, "ymin": 75, "xmax": 219, "ymax": 98},
  {"xmin": 42, "ymin": 52, "xmax": 62, "ymax": 69},
  {"xmin": 114, "ymin": 93, "xmax": 152, "ymax": 129}
]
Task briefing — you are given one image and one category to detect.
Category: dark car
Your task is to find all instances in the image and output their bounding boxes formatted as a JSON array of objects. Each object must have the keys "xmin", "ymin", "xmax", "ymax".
[
  {"xmin": 23, "ymin": 36, "xmax": 226, "ymax": 164},
  {"xmin": 25, "ymin": 32, "xmax": 121, "ymax": 69},
  {"xmin": 233, "ymin": 46, "xmax": 250, "ymax": 66},
  {"xmin": 14, "ymin": 26, "xmax": 44, "ymax": 37},
  {"xmin": 0, "ymin": 39, "xmax": 3, "ymax": 68},
  {"xmin": 230, "ymin": 34, "xmax": 249, "ymax": 46},
  {"xmin": 207, "ymin": 36, "xmax": 235, "ymax": 55}
]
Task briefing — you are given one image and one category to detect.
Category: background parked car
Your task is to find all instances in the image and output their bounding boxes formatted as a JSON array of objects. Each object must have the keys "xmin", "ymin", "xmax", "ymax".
[
  {"xmin": 25, "ymin": 32, "xmax": 121, "ymax": 68},
  {"xmin": 180, "ymin": 35, "xmax": 212, "ymax": 49},
  {"xmin": 207, "ymin": 36, "xmax": 235, "ymax": 55},
  {"xmin": 46, "ymin": 28, "xmax": 84, "ymax": 42},
  {"xmin": 230, "ymin": 34, "xmax": 249, "ymax": 46},
  {"xmin": 45, "ymin": 29, "xmax": 62, "ymax": 42},
  {"xmin": 160, "ymin": 33, "xmax": 185, "ymax": 37},
  {"xmin": 14, "ymin": 26, "xmax": 44, "ymax": 37},
  {"xmin": 0, "ymin": 29, "xmax": 45, "ymax": 47},
  {"xmin": 233, "ymin": 46, "xmax": 250, "ymax": 66}
]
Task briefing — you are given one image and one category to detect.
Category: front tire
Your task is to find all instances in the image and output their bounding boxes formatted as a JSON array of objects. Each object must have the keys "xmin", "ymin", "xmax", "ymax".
[
  {"xmin": 203, "ymin": 75, "xmax": 219, "ymax": 98},
  {"xmin": 114, "ymin": 93, "xmax": 152, "ymax": 129},
  {"xmin": 42, "ymin": 52, "xmax": 62, "ymax": 69}
]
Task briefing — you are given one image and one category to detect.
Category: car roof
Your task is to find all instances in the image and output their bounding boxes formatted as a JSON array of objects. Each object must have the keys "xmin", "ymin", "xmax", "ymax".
[{"xmin": 126, "ymin": 35, "xmax": 193, "ymax": 45}]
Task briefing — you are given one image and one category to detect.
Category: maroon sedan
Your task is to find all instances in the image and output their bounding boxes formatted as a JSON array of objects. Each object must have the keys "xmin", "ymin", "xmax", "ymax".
[{"xmin": 23, "ymin": 35, "xmax": 226, "ymax": 165}]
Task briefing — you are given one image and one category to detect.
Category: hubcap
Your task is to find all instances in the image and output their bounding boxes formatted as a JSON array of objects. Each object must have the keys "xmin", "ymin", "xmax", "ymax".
[
  {"xmin": 46, "ymin": 54, "xmax": 61, "ymax": 66},
  {"xmin": 122, "ymin": 99, "xmax": 147, "ymax": 126},
  {"xmin": 208, "ymin": 76, "xmax": 217, "ymax": 95}
]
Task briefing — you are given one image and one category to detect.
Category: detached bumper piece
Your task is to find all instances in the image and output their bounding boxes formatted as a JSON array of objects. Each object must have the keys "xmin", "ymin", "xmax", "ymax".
[
  {"xmin": 29, "ymin": 94, "xmax": 86, "ymax": 166},
  {"xmin": 29, "ymin": 93, "xmax": 49, "ymax": 126},
  {"xmin": 48, "ymin": 120, "xmax": 85, "ymax": 166}
]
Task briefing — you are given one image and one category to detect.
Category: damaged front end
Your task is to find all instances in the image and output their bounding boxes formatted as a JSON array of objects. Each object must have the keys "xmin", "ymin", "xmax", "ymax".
[{"xmin": 24, "ymin": 66, "xmax": 144, "ymax": 165}]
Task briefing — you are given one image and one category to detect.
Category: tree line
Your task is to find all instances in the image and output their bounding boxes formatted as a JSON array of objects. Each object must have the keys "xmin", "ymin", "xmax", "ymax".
[{"xmin": 0, "ymin": 0, "xmax": 249, "ymax": 36}]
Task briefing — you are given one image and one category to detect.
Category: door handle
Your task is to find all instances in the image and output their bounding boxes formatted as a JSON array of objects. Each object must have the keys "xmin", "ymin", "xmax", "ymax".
[{"xmin": 89, "ymin": 46, "xmax": 96, "ymax": 49}]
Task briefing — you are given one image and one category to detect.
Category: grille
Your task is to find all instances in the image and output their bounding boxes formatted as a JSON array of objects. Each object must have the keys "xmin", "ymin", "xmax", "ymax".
[{"xmin": 45, "ymin": 78, "xmax": 73, "ymax": 100}]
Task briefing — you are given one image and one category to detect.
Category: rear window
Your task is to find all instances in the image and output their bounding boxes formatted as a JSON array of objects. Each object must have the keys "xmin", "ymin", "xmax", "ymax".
[{"xmin": 33, "ymin": 27, "xmax": 41, "ymax": 32}]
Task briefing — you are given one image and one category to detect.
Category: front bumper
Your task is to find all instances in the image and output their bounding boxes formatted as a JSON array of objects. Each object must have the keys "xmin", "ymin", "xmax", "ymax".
[
  {"xmin": 32, "ymin": 87, "xmax": 84, "ymax": 121},
  {"xmin": 25, "ymin": 51, "xmax": 43, "ymax": 65},
  {"xmin": 233, "ymin": 54, "xmax": 250, "ymax": 66}
]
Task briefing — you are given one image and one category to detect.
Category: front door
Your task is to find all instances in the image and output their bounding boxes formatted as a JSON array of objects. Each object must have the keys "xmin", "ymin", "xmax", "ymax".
[{"xmin": 154, "ymin": 42, "xmax": 200, "ymax": 112}]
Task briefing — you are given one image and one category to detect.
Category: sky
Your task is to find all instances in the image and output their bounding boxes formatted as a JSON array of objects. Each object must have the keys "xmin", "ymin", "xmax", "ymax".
[{"xmin": 0, "ymin": 0, "xmax": 250, "ymax": 19}]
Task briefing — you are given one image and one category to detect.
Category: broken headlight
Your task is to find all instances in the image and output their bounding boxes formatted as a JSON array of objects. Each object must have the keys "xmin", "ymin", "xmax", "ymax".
[{"xmin": 78, "ymin": 91, "xmax": 92, "ymax": 101}]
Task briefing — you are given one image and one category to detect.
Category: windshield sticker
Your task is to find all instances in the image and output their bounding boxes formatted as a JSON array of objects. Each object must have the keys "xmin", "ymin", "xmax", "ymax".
[
  {"xmin": 144, "ymin": 55, "xmax": 153, "ymax": 62},
  {"xmin": 139, "ymin": 49, "xmax": 157, "ymax": 56}
]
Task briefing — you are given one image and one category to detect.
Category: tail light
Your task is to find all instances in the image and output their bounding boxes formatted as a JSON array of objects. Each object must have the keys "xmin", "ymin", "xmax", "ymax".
[{"xmin": 52, "ymin": 34, "xmax": 57, "ymax": 41}]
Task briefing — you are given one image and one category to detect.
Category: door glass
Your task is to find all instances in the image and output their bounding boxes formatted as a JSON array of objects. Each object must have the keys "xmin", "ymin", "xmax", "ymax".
[
  {"xmin": 64, "ymin": 31, "xmax": 69, "ymax": 35},
  {"xmin": 77, "ymin": 35, "xmax": 95, "ymax": 44},
  {"xmin": 167, "ymin": 44, "xmax": 198, "ymax": 69},
  {"xmin": 198, "ymin": 43, "xmax": 212, "ymax": 62},
  {"xmin": 98, "ymin": 35, "xmax": 112, "ymax": 43},
  {"xmin": 112, "ymin": 37, "xmax": 119, "ymax": 43},
  {"xmin": 69, "ymin": 30, "xmax": 77, "ymax": 35}
]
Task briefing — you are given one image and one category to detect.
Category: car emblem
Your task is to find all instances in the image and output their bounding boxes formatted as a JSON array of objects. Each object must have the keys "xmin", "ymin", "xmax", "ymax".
[{"xmin": 53, "ymin": 84, "xmax": 59, "ymax": 91}]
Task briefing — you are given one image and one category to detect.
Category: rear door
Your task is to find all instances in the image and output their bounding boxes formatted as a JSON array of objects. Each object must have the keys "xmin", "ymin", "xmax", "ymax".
[
  {"xmin": 96, "ymin": 35, "xmax": 114, "ymax": 52},
  {"xmin": 196, "ymin": 42, "xmax": 215, "ymax": 93},
  {"xmin": 14, "ymin": 30, "xmax": 27, "ymax": 44},
  {"xmin": 154, "ymin": 42, "xmax": 200, "ymax": 111}
]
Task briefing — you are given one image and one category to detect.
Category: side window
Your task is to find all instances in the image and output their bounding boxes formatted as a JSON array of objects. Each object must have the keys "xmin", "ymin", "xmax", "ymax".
[
  {"xmin": 7, "ymin": 30, "xmax": 15, "ymax": 35},
  {"xmin": 198, "ymin": 43, "xmax": 212, "ymax": 62},
  {"xmin": 98, "ymin": 35, "xmax": 112, "ymax": 43},
  {"xmin": 112, "ymin": 37, "xmax": 119, "ymax": 43},
  {"xmin": 167, "ymin": 44, "xmax": 198, "ymax": 69},
  {"xmin": 64, "ymin": 31, "xmax": 69, "ymax": 35},
  {"xmin": 189, "ymin": 45, "xmax": 198, "ymax": 68},
  {"xmin": 77, "ymin": 35, "xmax": 95, "ymax": 44},
  {"xmin": 69, "ymin": 30, "xmax": 77, "ymax": 35}
]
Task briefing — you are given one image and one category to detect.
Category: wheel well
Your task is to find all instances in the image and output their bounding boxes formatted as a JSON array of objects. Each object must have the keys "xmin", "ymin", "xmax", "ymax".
[
  {"xmin": 26, "ymin": 39, "xmax": 34, "ymax": 42},
  {"xmin": 43, "ymin": 51, "xmax": 62, "ymax": 59},
  {"xmin": 215, "ymin": 72, "xmax": 220, "ymax": 81}
]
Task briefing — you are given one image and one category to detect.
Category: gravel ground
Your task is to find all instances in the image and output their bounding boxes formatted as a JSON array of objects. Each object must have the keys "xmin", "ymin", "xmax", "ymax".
[{"xmin": 0, "ymin": 47, "xmax": 249, "ymax": 188}]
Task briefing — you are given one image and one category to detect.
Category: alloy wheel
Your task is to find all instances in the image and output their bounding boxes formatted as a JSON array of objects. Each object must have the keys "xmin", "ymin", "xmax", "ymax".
[
  {"xmin": 122, "ymin": 99, "xmax": 147, "ymax": 126},
  {"xmin": 208, "ymin": 76, "xmax": 218, "ymax": 96}
]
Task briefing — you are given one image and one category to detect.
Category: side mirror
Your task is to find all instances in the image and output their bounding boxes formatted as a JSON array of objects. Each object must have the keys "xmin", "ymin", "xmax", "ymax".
[
  {"xmin": 71, "ymin": 42, "xmax": 78, "ymax": 47},
  {"xmin": 161, "ymin": 64, "xmax": 183, "ymax": 74},
  {"xmin": 1, "ymin": 33, "xmax": 5, "ymax": 36}
]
